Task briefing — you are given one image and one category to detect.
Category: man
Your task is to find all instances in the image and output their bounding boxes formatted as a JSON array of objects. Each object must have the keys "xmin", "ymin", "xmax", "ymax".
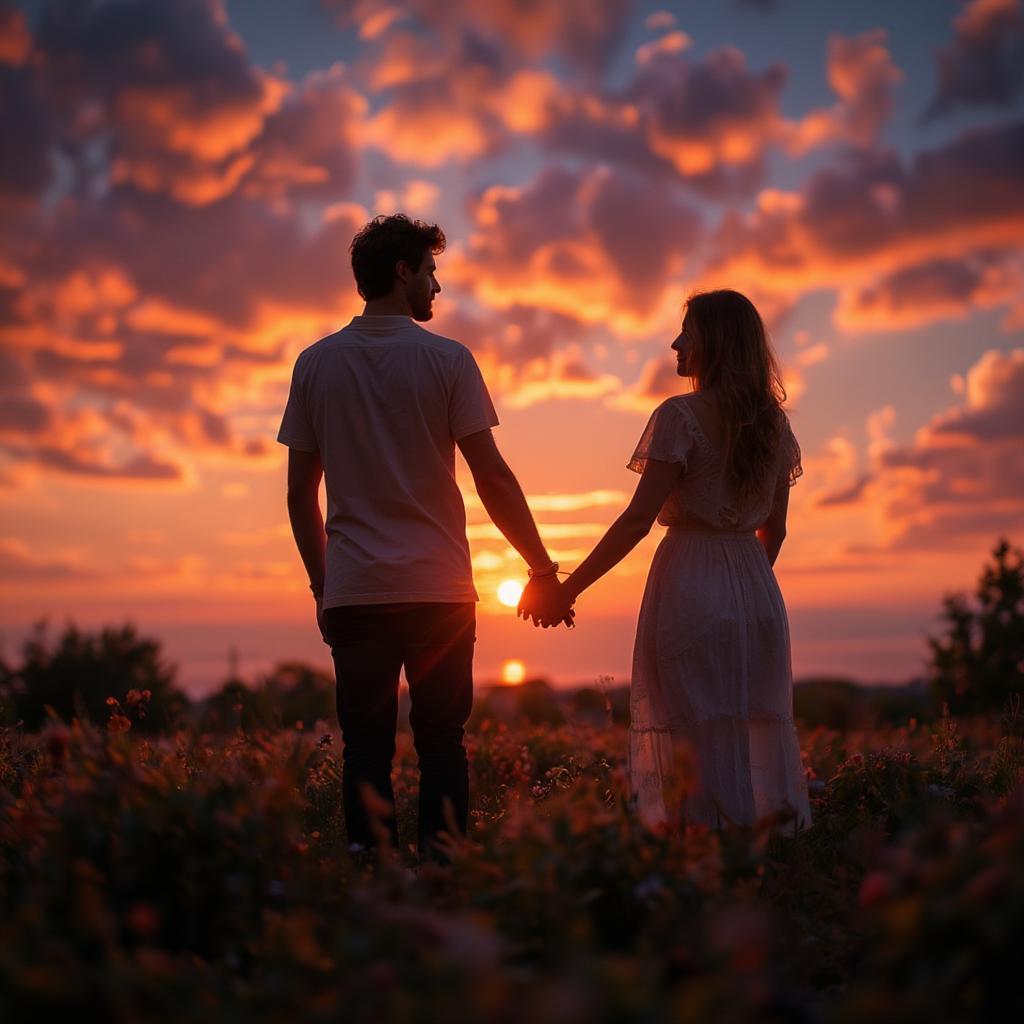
[{"xmin": 278, "ymin": 213, "xmax": 569, "ymax": 861}]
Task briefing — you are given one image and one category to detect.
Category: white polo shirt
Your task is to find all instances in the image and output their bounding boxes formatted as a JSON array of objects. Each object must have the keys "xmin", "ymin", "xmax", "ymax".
[{"xmin": 277, "ymin": 315, "xmax": 498, "ymax": 609}]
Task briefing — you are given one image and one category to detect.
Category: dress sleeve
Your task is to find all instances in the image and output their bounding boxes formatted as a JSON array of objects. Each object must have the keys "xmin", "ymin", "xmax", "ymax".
[
  {"xmin": 780, "ymin": 416, "xmax": 803, "ymax": 487},
  {"xmin": 627, "ymin": 399, "xmax": 693, "ymax": 474}
]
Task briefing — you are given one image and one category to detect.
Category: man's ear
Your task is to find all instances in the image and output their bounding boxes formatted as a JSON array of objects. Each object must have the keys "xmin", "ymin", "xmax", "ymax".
[{"xmin": 394, "ymin": 259, "xmax": 411, "ymax": 284}]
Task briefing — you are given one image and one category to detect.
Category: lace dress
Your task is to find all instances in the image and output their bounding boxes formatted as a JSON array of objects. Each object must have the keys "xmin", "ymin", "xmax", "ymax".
[{"xmin": 626, "ymin": 394, "xmax": 812, "ymax": 832}]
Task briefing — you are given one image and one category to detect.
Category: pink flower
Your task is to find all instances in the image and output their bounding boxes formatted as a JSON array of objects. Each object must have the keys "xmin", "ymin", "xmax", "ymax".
[{"xmin": 858, "ymin": 870, "xmax": 892, "ymax": 908}]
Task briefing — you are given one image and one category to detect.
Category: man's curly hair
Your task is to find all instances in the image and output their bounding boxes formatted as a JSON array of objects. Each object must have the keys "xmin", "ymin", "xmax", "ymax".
[{"xmin": 349, "ymin": 214, "xmax": 446, "ymax": 300}]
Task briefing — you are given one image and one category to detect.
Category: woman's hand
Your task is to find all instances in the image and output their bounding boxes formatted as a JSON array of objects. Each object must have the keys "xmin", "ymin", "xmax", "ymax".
[{"xmin": 517, "ymin": 576, "xmax": 575, "ymax": 628}]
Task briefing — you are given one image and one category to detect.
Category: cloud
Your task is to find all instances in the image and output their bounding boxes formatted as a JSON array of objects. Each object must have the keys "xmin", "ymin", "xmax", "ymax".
[
  {"xmin": 0, "ymin": 2, "xmax": 373, "ymax": 489},
  {"xmin": 35, "ymin": 0, "xmax": 290, "ymax": 204},
  {"xmin": 463, "ymin": 489, "xmax": 628, "ymax": 514},
  {"xmin": 790, "ymin": 30, "xmax": 903, "ymax": 151},
  {"xmin": 0, "ymin": 65, "xmax": 55, "ymax": 210},
  {"xmin": 537, "ymin": 30, "xmax": 900, "ymax": 197},
  {"xmin": 926, "ymin": 0, "xmax": 1024, "ymax": 118},
  {"xmin": 613, "ymin": 355, "xmax": 688, "ymax": 413},
  {"xmin": 451, "ymin": 164, "xmax": 702, "ymax": 334},
  {"xmin": 331, "ymin": 0, "xmax": 635, "ymax": 74},
  {"xmin": 0, "ymin": 537, "xmax": 96, "ymax": 580},
  {"xmin": 497, "ymin": 349, "xmax": 622, "ymax": 409},
  {"xmin": 427, "ymin": 299, "xmax": 622, "ymax": 408},
  {"xmin": 710, "ymin": 118, "xmax": 1024, "ymax": 331},
  {"xmin": 816, "ymin": 473, "xmax": 874, "ymax": 508},
  {"xmin": 819, "ymin": 349, "xmax": 1024, "ymax": 550},
  {"xmin": 359, "ymin": 29, "xmax": 560, "ymax": 166},
  {"xmin": 834, "ymin": 254, "xmax": 1024, "ymax": 332},
  {"xmin": 928, "ymin": 347, "xmax": 1024, "ymax": 441},
  {"xmin": 12, "ymin": 0, "xmax": 365, "ymax": 207}
]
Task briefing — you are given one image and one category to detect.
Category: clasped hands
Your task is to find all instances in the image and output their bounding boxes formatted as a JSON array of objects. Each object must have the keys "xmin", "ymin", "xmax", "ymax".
[{"xmin": 517, "ymin": 574, "xmax": 575, "ymax": 629}]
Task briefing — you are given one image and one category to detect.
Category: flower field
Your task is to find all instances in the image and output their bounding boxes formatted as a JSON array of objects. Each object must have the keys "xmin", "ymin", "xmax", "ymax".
[{"xmin": 2, "ymin": 700, "xmax": 1023, "ymax": 1022}]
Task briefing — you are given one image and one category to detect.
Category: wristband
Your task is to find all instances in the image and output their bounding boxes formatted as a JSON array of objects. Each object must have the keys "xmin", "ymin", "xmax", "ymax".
[{"xmin": 527, "ymin": 561, "xmax": 559, "ymax": 579}]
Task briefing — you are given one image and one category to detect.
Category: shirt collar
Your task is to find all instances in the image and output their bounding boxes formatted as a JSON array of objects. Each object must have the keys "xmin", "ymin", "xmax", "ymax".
[{"xmin": 347, "ymin": 314, "xmax": 414, "ymax": 332}]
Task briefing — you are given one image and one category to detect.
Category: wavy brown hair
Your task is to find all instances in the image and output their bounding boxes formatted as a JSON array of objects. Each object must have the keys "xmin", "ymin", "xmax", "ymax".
[{"xmin": 682, "ymin": 289, "xmax": 788, "ymax": 503}]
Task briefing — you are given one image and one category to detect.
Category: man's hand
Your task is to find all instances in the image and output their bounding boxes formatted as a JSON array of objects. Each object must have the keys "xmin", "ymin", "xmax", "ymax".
[
  {"xmin": 517, "ymin": 576, "xmax": 575, "ymax": 628},
  {"xmin": 312, "ymin": 588, "xmax": 328, "ymax": 645}
]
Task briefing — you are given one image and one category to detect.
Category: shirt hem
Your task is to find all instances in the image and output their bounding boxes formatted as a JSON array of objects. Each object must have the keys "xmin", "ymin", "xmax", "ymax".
[
  {"xmin": 452, "ymin": 414, "xmax": 500, "ymax": 441},
  {"xmin": 323, "ymin": 590, "xmax": 480, "ymax": 609},
  {"xmin": 277, "ymin": 433, "xmax": 317, "ymax": 452}
]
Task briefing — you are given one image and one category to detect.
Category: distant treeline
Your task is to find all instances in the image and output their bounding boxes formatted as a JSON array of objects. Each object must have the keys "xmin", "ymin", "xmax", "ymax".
[{"xmin": 1, "ymin": 538, "xmax": 1021, "ymax": 733}]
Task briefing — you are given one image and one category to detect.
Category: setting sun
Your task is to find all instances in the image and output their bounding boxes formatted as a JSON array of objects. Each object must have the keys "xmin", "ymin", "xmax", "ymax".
[
  {"xmin": 496, "ymin": 579, "xmax": 524, "ymax": 608},
  {"xmin": 501, "ymin": 659, "xmax": 526, "ymax": 685}
]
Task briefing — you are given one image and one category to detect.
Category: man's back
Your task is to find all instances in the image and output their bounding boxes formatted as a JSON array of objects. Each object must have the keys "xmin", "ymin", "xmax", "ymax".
[{"xmin": 278, "ymin": 314, "xmax": 497, "ymax": 609}]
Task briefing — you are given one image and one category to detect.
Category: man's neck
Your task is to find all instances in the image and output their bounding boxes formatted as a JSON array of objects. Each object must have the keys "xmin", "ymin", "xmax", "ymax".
[{"xmin": 362, "ymin": 296, "xmax": 412, "ymax": 317}]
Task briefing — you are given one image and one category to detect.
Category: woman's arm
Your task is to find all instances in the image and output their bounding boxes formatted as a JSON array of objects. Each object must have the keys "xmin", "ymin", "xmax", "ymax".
[
  {"xmin": 563, "ymin": 458, "xmax": 682, "ymax": 604},
  {"xmin": 757, "ymin": 472, "xmax": 790, "ymax": 567}
]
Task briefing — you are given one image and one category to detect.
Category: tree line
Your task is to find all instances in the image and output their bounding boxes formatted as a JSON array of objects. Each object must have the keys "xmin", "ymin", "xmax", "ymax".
[{"xmin": 1, "ymin": 538, "xmax": 1021, "ymax": 733}]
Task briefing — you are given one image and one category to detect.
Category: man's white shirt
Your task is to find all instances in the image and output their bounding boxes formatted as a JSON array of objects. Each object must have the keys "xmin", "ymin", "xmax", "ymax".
[{"xmin": 278, "ymin": 315, "xmax": 498, "ymax": 609}]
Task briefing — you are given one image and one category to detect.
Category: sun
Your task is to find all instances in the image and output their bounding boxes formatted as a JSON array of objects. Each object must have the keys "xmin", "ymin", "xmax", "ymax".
[
  {"xmin": 496, "ymin": 578, "xmax": 524, "ymax": 608},
  {"xmin": 501, "ymin": 659, "xmax": 526, "ymax": 685}
]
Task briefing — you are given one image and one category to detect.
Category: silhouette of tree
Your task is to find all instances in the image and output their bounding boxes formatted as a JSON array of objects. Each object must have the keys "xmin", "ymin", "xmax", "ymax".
[
  {"xmin": 268, "ymin": 661, "xmax": 334, "ymax": 729},
  {"xmin": 516, "ymin": 679, "xmax": 566, "ymax": 726},
  {"xmin": 200, "ymin": 661, "xmax": 334, "ymax": 732},
  {"xmin": 929, "ymin": 538, "xmax": 1024, "ymax": 715},
  {"xmin": 11, "ymin": 621, "xmax": 189, "ymax": 732}
]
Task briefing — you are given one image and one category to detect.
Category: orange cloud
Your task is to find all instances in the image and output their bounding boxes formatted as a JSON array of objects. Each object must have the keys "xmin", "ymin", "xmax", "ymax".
[
  {"xmin": 788, "ymin": 29, "xmax": 903, "ymax": 151},
  {"xmin": 330, "ymin": 0, "xmax": 633, "ymax": 73},
  {"xmin": 816, "ymin": 349, "xmax": 1024, "ymax": 551},
  {"xmin": 450, "ymin": 165, "xmax": 701, "ymax": 335},
  {"xmin": 0, "ymin": 5, "xmax": 31, "ymax": 66},
  {"xmin": 834, "ymin": 255, "xmax": 1024, "ymax": 332},
  {"xmin": 359, "ymin": 30, "xmax": 560, "ymax": 166},
  {"xmin": 927, "ymin": 0, "xmax": 1024, "ymax": 118},
  {"xmin": 710, "ymin": 118, "xmax": 1024, "ymax": 332},
  {"xmin": 0, "ymin": 536, "xmax": 96, "ymax": 580}
]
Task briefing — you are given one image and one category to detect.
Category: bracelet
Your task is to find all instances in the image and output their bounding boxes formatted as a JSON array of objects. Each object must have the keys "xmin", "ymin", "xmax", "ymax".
[{"xmin": 527, "ymin": 561, "xmax": 559, "ymax": 579}]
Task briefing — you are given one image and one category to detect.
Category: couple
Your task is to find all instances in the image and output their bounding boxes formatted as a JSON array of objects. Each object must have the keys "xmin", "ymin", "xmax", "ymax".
[{"xmin": 279, "ymin": 214, "xmax": 811, "ymax": 861}]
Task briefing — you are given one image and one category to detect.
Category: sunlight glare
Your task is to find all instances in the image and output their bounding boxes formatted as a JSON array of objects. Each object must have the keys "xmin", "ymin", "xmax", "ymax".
[
  {"xmin": 501, "ymin": 659, "xmax": 526, "ymax": 685},
  {"xmin": 496, "ymin": 578, "xmax": 524, "ymax": 608}
]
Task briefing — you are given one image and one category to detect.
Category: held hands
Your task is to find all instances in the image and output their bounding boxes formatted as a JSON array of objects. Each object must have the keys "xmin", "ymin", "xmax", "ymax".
[{"xmin": 517, "ymin": 574, "xmax": 575, "ymax": 629}]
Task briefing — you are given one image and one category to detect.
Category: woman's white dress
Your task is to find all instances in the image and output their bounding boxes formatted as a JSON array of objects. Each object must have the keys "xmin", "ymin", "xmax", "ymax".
[{"xmin": 627, "ymin": 394, "xmax": 812, "ymax": 832}]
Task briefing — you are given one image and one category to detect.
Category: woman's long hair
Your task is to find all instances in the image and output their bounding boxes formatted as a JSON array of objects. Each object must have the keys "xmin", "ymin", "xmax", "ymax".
[{"xmin": 683, "ymin": 289, "xmax": 788, "ymax": 504}]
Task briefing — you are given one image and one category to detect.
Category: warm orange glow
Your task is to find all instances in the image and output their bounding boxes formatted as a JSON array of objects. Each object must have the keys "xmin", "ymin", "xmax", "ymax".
[
  {"xmin": 496, "ymin": 579, "xmax": 524, "ymax": 608},
  {"xmin": 501, "ymin": 659, "xmax": 526, "ymax": 685}
]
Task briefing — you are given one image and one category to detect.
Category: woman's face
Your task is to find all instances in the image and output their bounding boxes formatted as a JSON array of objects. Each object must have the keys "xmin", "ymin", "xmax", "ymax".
[{"xmin": 671, "ymin": 318, "xmax": 695, "ymax": 378}]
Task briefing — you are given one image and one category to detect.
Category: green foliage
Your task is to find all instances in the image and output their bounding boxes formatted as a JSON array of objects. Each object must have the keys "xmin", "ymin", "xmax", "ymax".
[
  {"xmin": 8, "ymin": 621, "xmax": 189, "ymax": 733},
  {"xmin": 929, "ymin": 538, "xmax": 1024, "ymax": 715}
]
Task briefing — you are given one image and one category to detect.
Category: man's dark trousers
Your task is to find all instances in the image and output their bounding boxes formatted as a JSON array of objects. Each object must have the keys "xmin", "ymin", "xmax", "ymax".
[{"xmin": 323, "ymin": 602, "xmax": 475, "ymax": 858}]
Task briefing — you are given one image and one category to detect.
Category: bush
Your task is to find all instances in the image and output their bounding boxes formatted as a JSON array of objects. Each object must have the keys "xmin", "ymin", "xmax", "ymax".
[
  {"xmin": 929, "ymin": 538, "xmax": 1024, "ymax": 716},
  {"xmin": 9, "ymin": 622, "xmax": 189, "ymax": 733}
]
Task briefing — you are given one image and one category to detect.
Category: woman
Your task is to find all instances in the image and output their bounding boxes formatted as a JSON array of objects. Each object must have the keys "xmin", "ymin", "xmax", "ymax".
[{"xmin": 523, "ymin": 289, "xmax": 811, "ymax": 831}]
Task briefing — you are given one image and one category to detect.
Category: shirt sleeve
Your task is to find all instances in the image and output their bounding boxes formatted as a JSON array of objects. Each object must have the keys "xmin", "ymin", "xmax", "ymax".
[
  {"xmin": 449, "ymin": 347, "xmax": 499, "ymax": 441},
  {"xmin": 276, "ymin": 357, "xmax": 318, "ymax": 452},
  {"xmin": 779, "ymin": 415, "xmax": 803, "ymax": 487},
  {"xmin": 627, "ymin": 399, "xmax": 693, "ymax": 474}
]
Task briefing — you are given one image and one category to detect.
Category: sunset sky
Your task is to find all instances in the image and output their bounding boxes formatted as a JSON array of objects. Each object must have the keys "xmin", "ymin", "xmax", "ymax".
[{"xmin": 2, "ymin": 0, "xmax": 1023, "ymax": 694}]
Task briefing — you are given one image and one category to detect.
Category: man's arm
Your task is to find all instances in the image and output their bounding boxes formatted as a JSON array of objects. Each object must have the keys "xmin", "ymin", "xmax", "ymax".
[
  {"xmin": 456, "ymin": 428, "xmax": 569, "ymax": 625},
  {"xmin": 286, "ymin": 448, "xmax": 327, "ymax": 639}
]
